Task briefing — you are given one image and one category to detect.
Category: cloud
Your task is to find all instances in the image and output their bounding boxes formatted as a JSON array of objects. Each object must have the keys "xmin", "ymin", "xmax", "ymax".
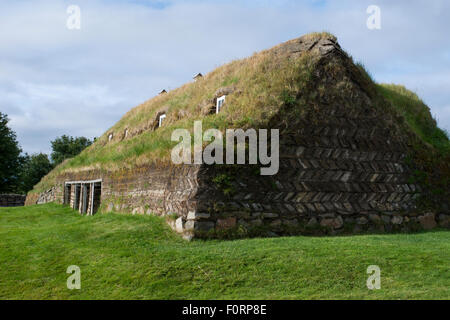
[{"xmin": 0, "ymin": 0, "xmax": 449, "ymax": 154}]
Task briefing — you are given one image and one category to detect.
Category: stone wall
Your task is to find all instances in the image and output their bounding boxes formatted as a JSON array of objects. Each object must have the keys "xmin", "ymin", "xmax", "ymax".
[
  {"xmin": 37, "ymin": 187, "xmax": 58, "ymax": 204},
  {"xmin": 26, "ymin": 164, "xmax": 200, "ymax": 220},
  {"xmin": 171, "ymin": 119, "xmax": 449, "ymax": 238},
  {"xmin": 176, "ymin": 149, "xmax": 448, "ymax": 239},
  {"xmin": 25, "ymin": 147, "xmax": 449, "ymax": 239},
  {"xmin": 0, "ymin": 194, "xmax": 26, "ymax": 207},
  {"xmin": 25, "ymin": 157, "xmax": 449, "ymax": 239},
  {"xmin": 100, "ymin": 164, "xmax": 199, "ymax": 217}
]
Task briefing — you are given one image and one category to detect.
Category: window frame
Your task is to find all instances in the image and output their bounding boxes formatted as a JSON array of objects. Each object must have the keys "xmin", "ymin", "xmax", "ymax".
[
  {"xmin": 158, "ymin": 114, "xmax": 166, "ymax": 127},
  {"xmin": 216, "ymin": 95, "xmax": 226, "ymax": 114}
]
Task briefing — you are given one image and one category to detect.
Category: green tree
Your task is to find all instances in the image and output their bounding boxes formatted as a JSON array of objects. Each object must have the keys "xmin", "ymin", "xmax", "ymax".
[
  {"xmin": 19, "ymin": 153, "xmax": 54, "ymax": 193},
  {"xmin": 50, "ymin": 135, "xmax": 92, "ymax": 165},
  {"xmin": 0, "ymin": 112, "xmax": 23, "ymax": 193}
]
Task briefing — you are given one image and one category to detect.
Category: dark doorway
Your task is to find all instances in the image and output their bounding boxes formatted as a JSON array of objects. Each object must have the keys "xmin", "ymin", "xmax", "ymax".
[
  {"xmin": 64, "ymin": 184, "xmax": 72, "ymax": 205},
  {"xmin": 91, "ymin": 182, "xmax": 102, "ymax": 215},
  {"xmin": 74, "ymin": 184, "xmax": 81, "ymax": 211}
]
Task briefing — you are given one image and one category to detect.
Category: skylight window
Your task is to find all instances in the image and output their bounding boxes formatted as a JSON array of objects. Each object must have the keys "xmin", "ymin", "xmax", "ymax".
[
  {"xmin": 216, "ymin": 95, "xmax": 226, "ymax": 114},
  {"xmin": 159, "ymin": 114, "xmax": 166, "ymax": 127}
]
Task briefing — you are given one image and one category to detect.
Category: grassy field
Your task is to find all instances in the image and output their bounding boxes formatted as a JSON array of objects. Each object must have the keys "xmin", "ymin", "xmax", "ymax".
[{"xmin": 0, "ymin": 203, "xmax": 448, "ymax": 300}]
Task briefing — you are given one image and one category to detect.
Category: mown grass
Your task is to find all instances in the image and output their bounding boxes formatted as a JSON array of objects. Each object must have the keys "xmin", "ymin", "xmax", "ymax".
[{"xmin": 0, "ymin": 203, "xmax": 448, "ymax": 300}]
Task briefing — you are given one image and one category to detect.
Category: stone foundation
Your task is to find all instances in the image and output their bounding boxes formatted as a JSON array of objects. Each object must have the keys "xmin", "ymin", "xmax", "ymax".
[{"xmin": 25, "ymin": 159, "xmax": 449, "ymax": 239}]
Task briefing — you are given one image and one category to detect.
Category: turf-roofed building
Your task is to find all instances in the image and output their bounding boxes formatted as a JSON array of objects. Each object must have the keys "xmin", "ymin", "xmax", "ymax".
[{"xmin": 26, "ymin": 33, "xmax": 450, "ymax": 239}]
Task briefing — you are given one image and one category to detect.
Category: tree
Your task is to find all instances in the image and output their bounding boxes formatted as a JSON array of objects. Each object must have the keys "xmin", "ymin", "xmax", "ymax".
[
  {"xmin": 0, "ymin": 112, "xmax": 23, "ymax": 193},
  {"xmin": 51, "ymin": 135, "xmax": 93, "ymax": 165},
  {"xmin": 18, "ymin": 153, "xmax": 54, "ymax": 193}
]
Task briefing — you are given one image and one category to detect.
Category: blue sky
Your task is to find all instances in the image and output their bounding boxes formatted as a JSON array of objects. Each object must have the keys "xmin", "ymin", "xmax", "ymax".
[{"xmin": 1, "ymin": 0, "xmax": 449, "ymax": 154}]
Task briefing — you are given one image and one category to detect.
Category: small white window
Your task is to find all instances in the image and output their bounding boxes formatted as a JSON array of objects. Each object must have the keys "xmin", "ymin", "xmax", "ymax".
[
  {"xmin": 216, "ymin": 95, "xmax": 226, "ymax": 114},
  {"xmin": 158, "ymin": 114, "xmax": 166, "ymax": 127},
  {"xmin": 108, "ymin": 133, "xmax": 113, "ymax": 141}
]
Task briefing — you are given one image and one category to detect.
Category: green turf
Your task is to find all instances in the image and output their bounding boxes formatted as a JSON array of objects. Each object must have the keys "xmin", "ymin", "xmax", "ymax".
[
  {"xmin": 378, "ymin": 83, "xmax": 450, "ymax": 155},
  {"xmin": 0, "ymin": 203, "xmax": 448, "ymax": 300}
]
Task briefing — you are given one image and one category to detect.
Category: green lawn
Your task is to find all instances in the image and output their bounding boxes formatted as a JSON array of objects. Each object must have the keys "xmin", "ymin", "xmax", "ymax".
[{"xmin": 0, "ymin": 204, "xmax": 448, "ymax": 300}]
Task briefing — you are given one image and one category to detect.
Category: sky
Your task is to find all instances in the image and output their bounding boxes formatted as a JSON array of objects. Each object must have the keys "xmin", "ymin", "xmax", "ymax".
[{"xmin": 1, "ymin": 0, "xmax": 449, "ymax": 155}]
